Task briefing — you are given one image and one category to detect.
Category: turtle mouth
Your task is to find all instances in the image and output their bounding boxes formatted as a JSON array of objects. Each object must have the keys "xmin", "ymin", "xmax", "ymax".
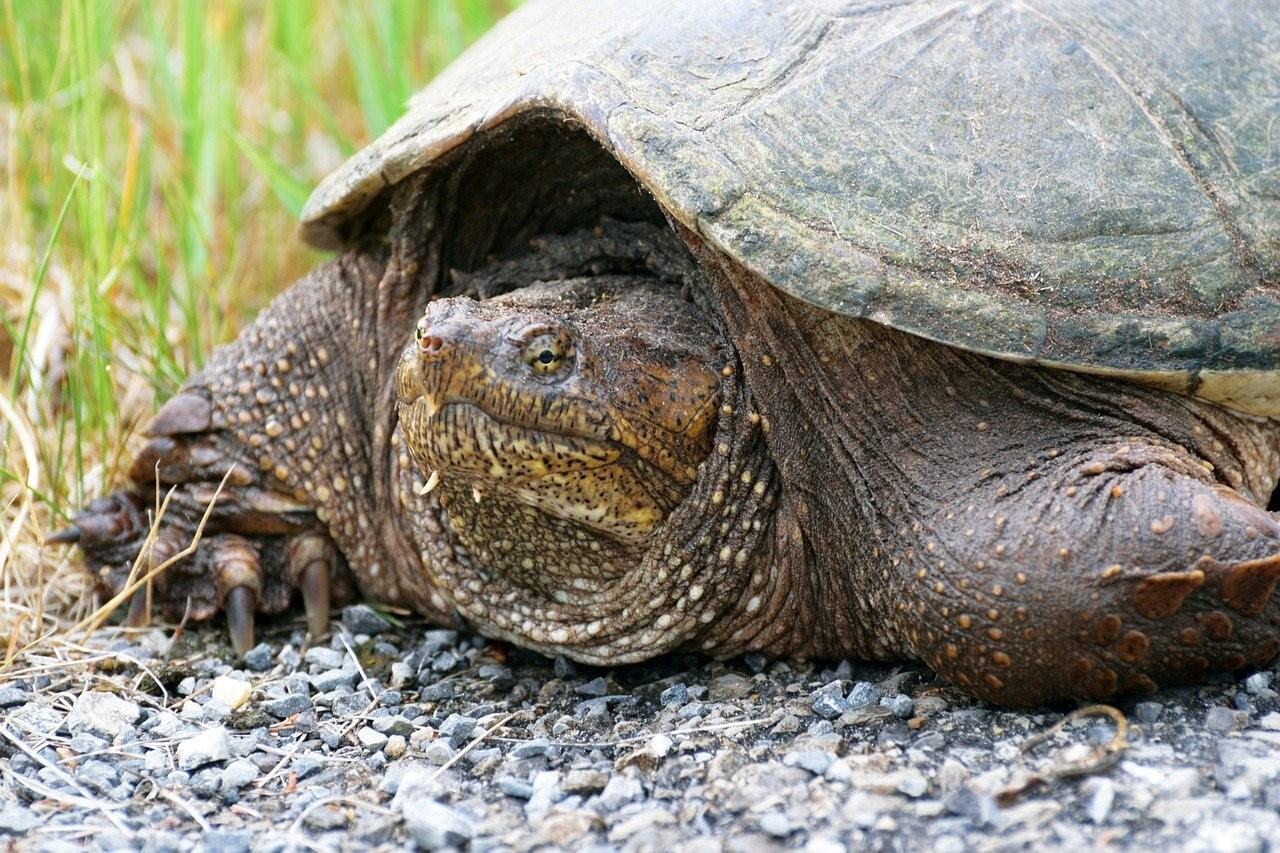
[{"xmin": 399, "ymin": 394, "xmax": 623, "ymax": 486}]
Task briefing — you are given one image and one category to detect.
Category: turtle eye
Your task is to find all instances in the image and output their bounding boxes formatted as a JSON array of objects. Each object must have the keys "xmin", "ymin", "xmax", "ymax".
[{"xmin": 522, "ymin": 332, "xmax": 572, "ymax": 376}]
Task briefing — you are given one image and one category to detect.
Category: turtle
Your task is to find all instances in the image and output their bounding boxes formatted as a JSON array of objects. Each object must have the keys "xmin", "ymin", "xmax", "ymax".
[{"xmin": 55, "ymin": 0, "xmax": 1280, "ymax": 706}]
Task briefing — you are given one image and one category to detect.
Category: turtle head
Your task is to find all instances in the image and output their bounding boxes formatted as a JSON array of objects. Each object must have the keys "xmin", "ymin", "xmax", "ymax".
[{"xmin": 395, "ymin": 278, "xmax": 726, "ymax": 544}]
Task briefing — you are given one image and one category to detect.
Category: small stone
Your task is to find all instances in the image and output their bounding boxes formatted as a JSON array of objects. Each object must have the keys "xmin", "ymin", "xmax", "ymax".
[
  {"xmin": 385, "ymin": 735, "xmax": 407, "ymax": 759},
  {"xmin": 599, "ymin": 773, "xmax": 644, "ymax": 810},
  {"xmin": 744, "ymin": 652, "xmax": 769, "ymax": 674},
  {"xmin": 423, "ymin": 740, "xmax": 456, "ymax": 765},
  {"xmin": 708, "ymin": 673, "xmax": 753, "ymax": 700},
  {"xmin": 242, "ymin": 643, "xmax": 274, "ymax": 672},
  {"xmin": 310, "ymin": 669, "xmax": 356, "ymax": 693},
  {"xmin": 211, "ymin": 676, "xmax": 252, "ymax": 711},
  {"xmin": 811, "ymin": 681, "xmax": 847, "ymax": 720},
  {"xmin": 538, "ymin": 811, "xmax": 598, "ymax": 845},
  {"xmin": 67, "ymin": 691, "xmax": 141, "ymax": 738},
  {"xmin": 0, "ymin": 687, "xmax": 30, "ymax": 708},
  {"xmin": 759, "ymin": 812, "xmax": 792, "ymax": 838},
  {"xmin": 786, "ymin": 749, "xmax": 833, "ymax": 776},
  {"xmin": 511, "ymin": 738, "xmax": 552, "ymax": 759},
  {"xmin": 648, "ymin": 733, "xmax": 674, "ymax": 759},
  {"xmin": 1205, "ymin": 706, "xmax": 1244, "ymax": 734},
  {"xmin": 304, "ymin": 647, "xmax": 346, "ymax": 669},
  {"xmin": 1246, "ymin": 672, "xmax": 1271, "ymax": 694},
  {"xmin": 402, "ymin": 800, "xmax": 474, "ymax": 849},
  {"xmin": 263, "ymin": 694, "xmax": 312, "ymax": 718},
  {"xmin": 562, "ymin": 769, "xmax": 609, "ymax": 794},
  {"xmin": 1134, "ymin": 702, "xmax": 1164, "ymax": 725},
  {"xmin": 357, "ymin": 727, "xmax": 389, "ymax": 752},
  {"xmin": 200, "ymin": 830, "xmax": 250, "ymax": 853},
  {"xmin": 847, "ymin": 681, "xmax": 880, "ymax": 708},
  {"xmin": 0, "ymin": 799, "xmax": 40, "ymax": 835},
  {"xmin": 554, "ymin": 656, "xmax": 578, "ymax": 678},
  {"xmin": 576, "ymin": 677, "xmax": 608, "ymax": 697},
  {"xmin": 887, "ymin": 693, "xmax": 914, "ymax": 719},
  {"xmin": 303, "ymin": 804, "xmax": 351, "ymax": 831},
  {"xmin": 419, "ymin": 681, "xmax": 455, "ymax": 701},
  {"xmin": 176, "ymin": 727, "xmax": 232, "ymax": 770},
  {"xmin": 220, "ymin": 759, "xmax": 257, "ymax": 790},
  {"xmin": 499, "ymin": 778, "xmax": 534, "ymax": 799},
  {"xmin": 1083, "ymin": 777, "xmax": 1115, "ymax": 823},
  {"xmin": 342, "ymin": 604, "xmax": 392, "ymax": 635},
  {"xmin": 896, "ymin": 769, "xmax": 928, "ymax": 798},
  {"xmin": 659, "ymin": 683, "xmax": 688, "ymax": 706},
  {"xmin": 438, "ymin": 713, "xmax": 477, "ymax": 746},
  {"xmin": 373, "ymin": 715, "xmax": 415, "ymax": 737}
]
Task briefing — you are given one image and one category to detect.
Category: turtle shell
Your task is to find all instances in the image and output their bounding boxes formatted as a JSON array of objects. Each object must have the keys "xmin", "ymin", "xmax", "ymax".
[{"xmin": 301, "ymin": 0, "xmax": 1280, "ymax": 415}]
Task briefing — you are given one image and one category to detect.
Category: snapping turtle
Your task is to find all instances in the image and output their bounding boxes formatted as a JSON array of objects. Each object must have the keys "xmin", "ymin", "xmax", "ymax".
[{"xmin": 57, "ymin": 0, "xmax": 1280, "ymax": 705}]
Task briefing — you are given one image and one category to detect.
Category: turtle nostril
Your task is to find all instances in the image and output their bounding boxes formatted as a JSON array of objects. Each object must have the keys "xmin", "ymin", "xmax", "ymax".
[{"xmin": 419, "ymin": 335, "xmax": 446, "ymax": 358}]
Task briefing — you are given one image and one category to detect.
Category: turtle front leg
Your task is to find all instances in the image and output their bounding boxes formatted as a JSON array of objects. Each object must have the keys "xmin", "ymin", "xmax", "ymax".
[
  {"xmin": 56, "ymin": 253, "xmax": 443, "ymax": 651},
  {"xmin": 60, "ymin": 392, "xmax": 355, "ymax": 652}
]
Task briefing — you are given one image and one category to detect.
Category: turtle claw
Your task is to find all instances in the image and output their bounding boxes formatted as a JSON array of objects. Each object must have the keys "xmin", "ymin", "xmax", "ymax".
[
  {"xmin": 299, "ymin": 561, "xmax": 331, "ymax": 640},
  {"xmin": 125, "ymin": 586, "xmax": 151, "ymax": 628},
  {"xmin": 225, "ymin": 586, "xmax": 256, "ymax": 655},
  {"xmin": 46, "ymin": 525, "xmax": 82, "ymax": 545}
]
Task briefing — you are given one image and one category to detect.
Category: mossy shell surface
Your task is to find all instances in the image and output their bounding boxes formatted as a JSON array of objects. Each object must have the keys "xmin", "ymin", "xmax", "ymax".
[{"xmin": 301, "ymin": 0, "xmax": 1280, "ymax": 414}]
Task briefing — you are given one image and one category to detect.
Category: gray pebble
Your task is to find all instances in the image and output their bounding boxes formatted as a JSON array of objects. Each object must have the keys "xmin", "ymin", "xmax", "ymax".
[
  {"xmin": 759, "ymin": 812, "xmax": 792, "ymax": 838},
  {"xmin": 200, "ymin": 830, "xmax": 251, "ymax": 853},
  {"xmin": 498, "ymin": 777, "xmax": 534, "ymax": 799},
  {"xmin": 402, "ymin": 800, "xmax": 474, "ymax": 849},
  {"xmin": 660, "ymin": 683, "xmax": 688, "ymax": 706},
  {"xmin": 786, "ymin": 749, "xmax": 833, "ymax": 776},
  {"xmin": 220, "ymin": 759, "xmax": 258, "ymax": 790},
  {"xmin": 419, "ymin": 681, "xmax": 455, "ymax": 701},
  {"xmin": 342, "ymin": 604, "xmax": 392, "ymax": 635},
  {"xmin": 554, "ymin": 656, "xmax": 578, "ymax": 678},
  {"xmin": 264, "ymin": 694, "xmax": 312, "ymax": 718},
  {"xmin": 439, "ymin": 713, "xmax": 477, "ymax": 745},
  {"xmin": 1205, "ymin": 706, "xmax": 1244, "ymax": 734},
  {"xmin": 176, "ymin": 726, "xmax": 232, "ymax": 770},
  {"xmin": 510, "ymin": 738, "xmax": 551, "ymax": 759},
  {"xmin": 0, "ymin": 805, "xmax": 38, "ymax": 834},
  {"xmin": 1246, "ymin": 672, "xmax": 1271, "ymax": 694},
  {"xmin": 577, "ymin": 676, "xmax": 608, "ymax": 697},
  {"xmin": 0, "ymin": 687, "xmax": 30, "ymax": 708},
  {"xmin": 242, "ymin": 643, "xmax": 274, "ymax": 672},
  {"xmin": 304, "ymin": 647, "xmax": 346, "ymax": 670},
  {"xmin": 357, "ymin": 727, "xmax": 389, "ymax": 751},
  {"xmin": 1082, "ymin": 777, "xmax": 1114, "ymax": 824},
  {"xmin": 66, "ymin": 691, "xmax": 141, "ymax": 738},
  {"xmin": 1134, "ymin": 702, "xmax": 1164, "ymax": 725},
  {"xmin": 847, "ymin": 681, "xmax": 880, "ymax": 708}
]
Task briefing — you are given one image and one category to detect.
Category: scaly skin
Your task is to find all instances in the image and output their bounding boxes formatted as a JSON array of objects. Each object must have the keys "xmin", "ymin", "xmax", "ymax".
[{"xmin": 62, "ymin": 217, "xmax": 1280, "ymax": 705}]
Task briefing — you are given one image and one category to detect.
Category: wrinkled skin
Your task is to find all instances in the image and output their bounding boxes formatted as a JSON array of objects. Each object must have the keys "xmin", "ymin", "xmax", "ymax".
[{"xmin": 62, "ymin": 214, "xmax": 1280, "ymax": 706}]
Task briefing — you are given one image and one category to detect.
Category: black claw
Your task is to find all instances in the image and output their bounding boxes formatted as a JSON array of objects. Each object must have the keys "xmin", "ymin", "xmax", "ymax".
[
  {"xmin": 46, "ymin": 525, "xmax": 82, "ymax": 545},
  {"xmin": 300, "ymin": 561, "xmax": 331, "ymax": 640},
  {"xmin": 225, "ymin": 586, "xmax": 256, "ymax": 656},
  {"xmin": 125, "ymin": 586, "xmax": 150, "ymax": 628}
]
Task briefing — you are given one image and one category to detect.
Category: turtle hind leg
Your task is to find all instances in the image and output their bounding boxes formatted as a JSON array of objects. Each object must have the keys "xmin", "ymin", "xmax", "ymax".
[{"xmin": 912, "ymin": 433, "xmax": 1280, "ymax": 706}]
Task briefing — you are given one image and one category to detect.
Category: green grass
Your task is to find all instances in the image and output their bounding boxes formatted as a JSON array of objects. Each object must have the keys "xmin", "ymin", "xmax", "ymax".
[{"xmin": 0, "ymin": 0, "xmax": 515, "ymax": 638}]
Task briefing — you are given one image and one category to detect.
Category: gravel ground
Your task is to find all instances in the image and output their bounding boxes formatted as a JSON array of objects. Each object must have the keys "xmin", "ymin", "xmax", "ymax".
[{"xmin": 3, "ymin": 607, "xmax": 1280, "ymax": 852}]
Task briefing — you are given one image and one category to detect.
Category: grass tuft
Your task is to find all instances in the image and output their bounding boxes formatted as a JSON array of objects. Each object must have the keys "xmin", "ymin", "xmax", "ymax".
[{"xmin": 0, "ymin": 1, "xmax": 514, "ymax": 661}]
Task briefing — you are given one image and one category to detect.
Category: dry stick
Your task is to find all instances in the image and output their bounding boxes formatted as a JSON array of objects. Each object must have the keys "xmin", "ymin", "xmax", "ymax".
[
  {"xmin": 0, "ymin": 722, "xmax": 132, "ymax": 835},
  {"xmin": 0, "ymin": 387, "xmax": 40, "ymax": 576},
  {"xmin": 339, "ymin": 634, "xmax": 380, "ymax": 702}
]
